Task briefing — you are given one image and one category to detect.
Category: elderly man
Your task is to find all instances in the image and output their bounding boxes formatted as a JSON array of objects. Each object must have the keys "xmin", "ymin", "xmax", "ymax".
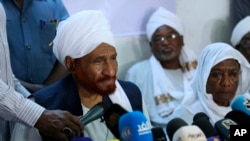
[
  {"xmin": 125, "ymin": 7, "xmax": 197, "ymax": 128},
  {"xmin": 33, "ymin": 10, "xmax": 150, "ymax": 141},
  {"xmin": 0, "ymin": 3, "xmax": 83, "ymax": 141},
  {"xmin": 231, "ymin": 16, "xmax": 250, "ymax": 63},
  {"xmin": 230, "ymin": 16, "xmax": 250, "ymax": 95}
]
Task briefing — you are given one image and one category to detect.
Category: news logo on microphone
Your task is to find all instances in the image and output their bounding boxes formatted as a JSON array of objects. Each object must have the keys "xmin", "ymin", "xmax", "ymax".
[
  {"xmin": 230, "ymin": 125, "xmax": 250, "ymax": 141},
  {"xmin": 119, "ymin": 111, "xmax": 153, "ymax": 141}
]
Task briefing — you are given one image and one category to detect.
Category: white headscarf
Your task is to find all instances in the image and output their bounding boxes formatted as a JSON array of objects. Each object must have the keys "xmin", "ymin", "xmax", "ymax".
[
  {"xmin": 53, "ymin": 10, "xmax": 115, "ymax": 67},
  {"xmin": 182, "ymin": 42, "xmax": 250, "ymax": 124},
  {"xmin": 146, "ymin": 7, "xmax": 184, "ymax": 41},
  {"xmin": 230, "ymin": 16, "xmax": 250, "ymax": 46}
]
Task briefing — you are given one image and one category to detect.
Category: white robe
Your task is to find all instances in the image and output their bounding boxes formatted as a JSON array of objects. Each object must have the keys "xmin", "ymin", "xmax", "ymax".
[{"xmin": 125, "ymin": 56, "xmax": 196, "ymax": 127}]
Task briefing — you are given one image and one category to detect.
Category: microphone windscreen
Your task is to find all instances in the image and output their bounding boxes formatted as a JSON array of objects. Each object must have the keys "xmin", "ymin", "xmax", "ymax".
[
  {"xmin": 119, "ymin": 111, "xmax": 153, "ymax": 141},
  {"xmin": 214, "ymin": 118, "xmax": 237, "ymax": 141},
  {"xmin": 104, "ymin": 103, "xmax": 128, "ymax": 138},
  {"xmin": 172, "ymin": 125, "xmax": 206, "ymax": 141},
  {"xmin": 231, "ymin": 95, "xmax": 250, "ymax": 116},
  {"xmin": 225, "ymin": 110, "xmax": 250, "ymax": 125},
  {"xmin": 166, "ymin": 118, "xmax": 188, "ymax": 141},
  {"xmin": 192, "ymin": 112, "xmax": 218, "ymax": 137},
  {"xmin": 80, "ymin": 102, "xmax": 107, "ymax": 126},
  {"xmin": 71, "ymin": 137, "xmax": 92, "ymax": 141},
  {"xmin": 151, "ymin": 127, "xmax": 167, "ymax": 141}
]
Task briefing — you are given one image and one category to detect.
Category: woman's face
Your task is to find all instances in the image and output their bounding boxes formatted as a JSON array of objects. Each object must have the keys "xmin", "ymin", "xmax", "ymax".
[{"xmin": 206, "ymin": 59, "xmax": 240, "ymax": 106}]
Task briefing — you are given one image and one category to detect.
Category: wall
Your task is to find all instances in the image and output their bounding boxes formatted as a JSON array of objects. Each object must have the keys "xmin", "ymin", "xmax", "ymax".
[{"xmin": 176, "ymin": 0, "xmax": 233, "ymax": 56}]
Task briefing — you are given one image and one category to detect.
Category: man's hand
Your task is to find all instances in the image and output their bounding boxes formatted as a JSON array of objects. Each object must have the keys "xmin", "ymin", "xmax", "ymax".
[{"xmin": 34, "ymin": 109, "xmax": 84, "ymax": 141}]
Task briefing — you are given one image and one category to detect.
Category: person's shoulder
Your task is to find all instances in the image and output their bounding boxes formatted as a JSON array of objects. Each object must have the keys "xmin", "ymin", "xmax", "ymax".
[
  {"xmin": 118, "ymin": 79, "xmax": 138, "ymax": 88},
  {"xmin": 126, "ymin": 59, "xmax": 151, "ymax": 77},
  {"xmin": 118, "ymin": 80, "xmax": 143, "ymax": 109},
  {"xmin": 128, "ymin": 59, "xmax": 150, "ymax": 71},
  {"xmin": 125, "ymin": 59, "xmax": 152, "ymax": 82},
  {"xmin": 33, "ymin": 75, "xmax": 71, "ymax": 102},
  {"xmin": 118, "ymin": 80, "xmax": 141, "ymax": 93}
]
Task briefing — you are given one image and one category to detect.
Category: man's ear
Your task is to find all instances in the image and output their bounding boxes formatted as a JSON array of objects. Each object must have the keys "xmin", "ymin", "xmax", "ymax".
[{"xmin": 65, "ymin": 56, "xmax": 75, "ymax": 72}]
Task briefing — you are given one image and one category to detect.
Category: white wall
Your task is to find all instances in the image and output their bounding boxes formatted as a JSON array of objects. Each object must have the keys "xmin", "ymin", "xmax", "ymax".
[{"xmin": 176, "ymin": 0, "xmax": 233, "ymax": 56}]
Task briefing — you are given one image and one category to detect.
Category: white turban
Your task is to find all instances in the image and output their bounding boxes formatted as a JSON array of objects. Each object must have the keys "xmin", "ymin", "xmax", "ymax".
[
  {"xmin": 231, "ymin": 16, "xmax": 250, "ymax": 46},
  {"xmin": 146, "ymin": 7, "xmax": 184, "ymax": 41},
  {"xmin": 53, "ymin": 10, "xmax": 115, "ymax": 67}
]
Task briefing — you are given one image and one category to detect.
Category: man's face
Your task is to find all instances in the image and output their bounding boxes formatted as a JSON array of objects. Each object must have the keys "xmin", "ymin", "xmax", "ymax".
[
  {"xmin": 236, "ymin": 32, "xmax": 250, "ymax": 63},
  {"xmin": 206, "ymin": 59, "xmax": 240, "ymax": 107},
  {"xmin": 150, "ymin": 25, "xmax": 184, "ymax": 63},
  {"xmin": 71, "ymin": 43, "xmax": 118, "ymax": 96}
]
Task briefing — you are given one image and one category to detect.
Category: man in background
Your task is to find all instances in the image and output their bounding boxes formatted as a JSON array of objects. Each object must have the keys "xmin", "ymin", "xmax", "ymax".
[
  {"xmin": 125, "ymin": 7, "xmax": 197, "ymax": 129},
  {"xmin": 0, "ymin": 0, "xmax": 69, "ymax": 92},
  {"xmin": 231, "ymin": 16, "xmax": 250, "ymax": 63},
  {"xmin": 0, "ymin": 3, "xmax": 83, "ymax": 141},
  {"xmin": 230, "ymin": 16, "xmax": 250, "ymax": 95}
]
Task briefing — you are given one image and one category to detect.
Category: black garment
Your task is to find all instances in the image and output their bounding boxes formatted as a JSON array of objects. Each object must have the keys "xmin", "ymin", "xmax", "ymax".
[{"xmin": 34, "ymin": 74, "xmax": 143, "ymax": 141}]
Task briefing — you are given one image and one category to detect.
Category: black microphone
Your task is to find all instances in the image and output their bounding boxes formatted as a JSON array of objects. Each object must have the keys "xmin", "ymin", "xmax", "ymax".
[
  {"xmin": 103, "ymin": 103, "xmax": 128, "ymax": 139},
  {"xmin": 166, "ymin": 118, "xmax": 206, "ymax": 141},
  {"xmin": 214, "ymin": 118, "xmax": 238, "ymax": 141},
  {"xmin": 166, "ymin": 118, "xmax": 188, "ymax": 141},
  {"xmin": 192, "ymin": 112, "xmax": 218, "ymax": 137},
  {"xmin": 225, "ymin": 110, "xmax": 250, "ymax": 125},
  {"xmin": 80, "ymin": 102, "xmax": 107, "ymax": 126},
  {"xmin": 151, "ymin": 127, "xmax": 167, "ymax": 141},
  {"xmin": 192, "ymin": 112, "xmax": 223, "ymax": 140}
]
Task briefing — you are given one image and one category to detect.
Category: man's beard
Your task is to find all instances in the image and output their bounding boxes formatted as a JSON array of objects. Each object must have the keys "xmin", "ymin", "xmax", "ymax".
[{"xmin": 93, "ymin": 77, "xmax": 117, "ymax": 97}]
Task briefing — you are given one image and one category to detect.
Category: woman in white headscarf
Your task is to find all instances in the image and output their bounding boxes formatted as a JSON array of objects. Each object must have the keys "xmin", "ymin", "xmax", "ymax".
[{"xmin": 171, "ymin": 42, "xmax": 250, "ymax": 125}]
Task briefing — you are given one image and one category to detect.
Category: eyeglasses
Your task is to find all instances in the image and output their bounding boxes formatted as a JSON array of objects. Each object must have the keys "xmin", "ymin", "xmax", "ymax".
[
  {"xmin": 240, "ymin": 39, "xmax": 250, "ymax": 49},
  {"xmin": 153, "ymin": 33, "xmax": 179, "ymax": 44}
]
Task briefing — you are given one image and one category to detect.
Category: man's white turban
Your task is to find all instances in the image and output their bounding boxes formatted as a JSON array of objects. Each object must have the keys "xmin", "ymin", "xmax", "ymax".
[
  {"xmin": 53, "ymin": 10, "xmax": 115, "ymax": 67},
  {"xmin": 231, "ymin": 16, "xmax": 250, "ymax": 46},
  {"xmin": 146, "ymin": 7, "xmax": 184, "ymax": 42}
]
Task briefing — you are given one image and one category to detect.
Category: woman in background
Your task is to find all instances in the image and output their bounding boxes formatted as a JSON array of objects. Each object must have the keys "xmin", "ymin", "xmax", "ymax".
[{"xmin": 171, "ymin": 42, "xmax": 250, "ymax": 125}]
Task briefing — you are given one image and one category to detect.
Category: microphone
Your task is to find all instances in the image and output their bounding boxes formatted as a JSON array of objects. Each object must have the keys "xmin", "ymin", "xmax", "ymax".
[
  {"xmin": 104, "ymin": 103, "xmax": 128, "ymax": 138},
  {"xmin": 192, "ymin": 112, "xmax": 218, "ymax": 138},
  {"xmin": 225, "ymin": 110, "xmax": 250, "ymax": 125},
  {"xmin": 214, "ymin": 118, "xmax": 238, "ymax": 141},
  {"xmin": 151, "ymin": 127, "xmax": 167, "ymax": 141},
  {"xmin": 166, "ymin": 118, "xmax": 206, "ymax": 141},
  {"xmin": 80, "ymin": 102, "xmax": 107, "ymax": 126},
  {"xmin": 231, "ymin": 95, "xmax": 250, "ymax": 116},
  {"xmin": 118, "ymin": 111, "xmax": 153, "ymax": 141},
  {"xmin": 71, "ymin": 137, "xmax": 92, "ymax": 141}
]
